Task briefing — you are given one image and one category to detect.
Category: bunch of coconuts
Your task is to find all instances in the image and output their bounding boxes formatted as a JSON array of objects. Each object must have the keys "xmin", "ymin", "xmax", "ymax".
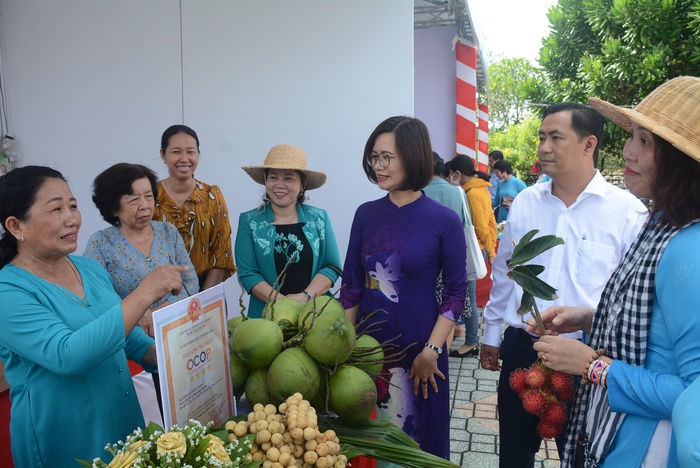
[{"xmin": 228, "ymin": 296, "xmax": 385, "ymax": 425}]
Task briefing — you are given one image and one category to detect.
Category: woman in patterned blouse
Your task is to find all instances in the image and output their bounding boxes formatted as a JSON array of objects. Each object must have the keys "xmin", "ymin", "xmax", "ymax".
[
  {"xmin": 154, "ymin": 125, "xmax": 236, "ymax": 290},
  {"xmin": 84, "ymin": 163, "xmax": 199, "ymax": 336},
  {"xmin": 235, "ymin": 144, "xmax": 342, "ymax": 318},
  {"xmin": 83, "ymin": 162, "xmax": 199, "ymax": 414}
]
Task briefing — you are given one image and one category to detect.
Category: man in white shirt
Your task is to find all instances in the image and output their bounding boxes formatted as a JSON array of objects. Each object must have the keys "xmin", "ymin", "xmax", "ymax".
[{"xmin": 480, "ymin": 102, "xmax": 648, "ymax": 468}]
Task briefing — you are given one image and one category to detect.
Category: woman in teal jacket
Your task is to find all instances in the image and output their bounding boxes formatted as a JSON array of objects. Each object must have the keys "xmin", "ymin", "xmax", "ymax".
[{"xmin": 235, "ymin": 144, "xmax": 341, "ymax": 318}]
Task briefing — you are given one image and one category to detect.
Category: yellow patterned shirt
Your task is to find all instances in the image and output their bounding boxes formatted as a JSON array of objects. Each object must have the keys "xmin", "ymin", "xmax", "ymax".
[{"xmin": 154, "ymin": 180, "xmax": 236, "ymax": 281}]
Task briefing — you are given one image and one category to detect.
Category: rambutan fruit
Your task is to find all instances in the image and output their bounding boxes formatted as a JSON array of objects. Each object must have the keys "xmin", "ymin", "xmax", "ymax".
[
  {"xmin": 550, "ymin": 370, "xmax": 575, "ymax": 401},
  {"xmin": 521, "ymin": 389, "xmax": 549, "ymax": 415},
  {"xmin": 525, "ymin": 365, "xmax": 548, "ymax": 389},
  {"xmin": 509, "ymin": 369, "xmax": 529, "ymax": 394},
  {"xmin": 541, "ymin": 401, "xmax": 568, "ymax": 426},
  {"xmin": 537, "ymin": 420, "xmax": 563, "ymax": 439}
]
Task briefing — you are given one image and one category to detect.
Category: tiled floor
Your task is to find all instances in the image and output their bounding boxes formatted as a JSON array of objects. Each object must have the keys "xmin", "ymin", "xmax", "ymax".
[{"xmin": 448, "ymin": 311, "xmax": 560, "ymax": 468}]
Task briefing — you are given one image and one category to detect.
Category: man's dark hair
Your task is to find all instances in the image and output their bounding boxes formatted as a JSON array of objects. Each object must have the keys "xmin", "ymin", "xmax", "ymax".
[{"xmin": 543, "ymin": 102, "xmax": 605, "ymax": 166}]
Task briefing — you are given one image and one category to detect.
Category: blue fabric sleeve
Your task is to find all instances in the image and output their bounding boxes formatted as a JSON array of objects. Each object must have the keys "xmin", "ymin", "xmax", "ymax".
[
  {"xmin": 316, "ymin": 209, "xmax": 342, "ymax": 284},
  {"xmin": 234, "ymin": 211, "xmax": 268, "ymax": 293},
  {"xmin": 125, "ymin": 327, "xmax": 156, "ymax": 373},
  {"xmin": 0, "ymin": 268, "xmax": 128, "ymax": 376},
  {"xmin": 607, "ymin": 225, "xmax": 700, "ymax": 420},
  {"xmin": 673, "ymin": 375, "xmax": 700, "ymax": 466}
]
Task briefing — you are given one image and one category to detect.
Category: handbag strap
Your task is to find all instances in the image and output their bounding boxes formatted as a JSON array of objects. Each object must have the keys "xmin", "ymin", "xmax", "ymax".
[{"xmin": 460, "ymin": 189, "xmax": 473, "ymax": 226}]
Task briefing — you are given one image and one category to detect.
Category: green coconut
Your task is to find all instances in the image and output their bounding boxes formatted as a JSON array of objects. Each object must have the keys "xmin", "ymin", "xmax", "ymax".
[
  {"xmin": 350, "ymin": 334, "xmax": 385, "ymax": 375},
  {"xmin": 227, "ymin": 316, "xmax": 245, "ymax": 351},
  {"xmin": 309, "ymin": 371, "xmax": 329, "ymax": 413},
  {"xmin": 328, "ymin": 365, "xmax": 378, "ymax": 424},
  {"xmin": 299, "ymin": 296, "xmax": 346, "ymax": 331},
  {"xmin": 303, "ymin": 308, "xmax": 356, "ymax": 366},
  {"xmin": 229, "ymin": 350, "xmax": 250, "ymax": 394},
  {"xmin": 231, "ymin": 318, "xmax": 283, "ymax": 369},
  {"xmin": 263, "ymin": 297, "xmax": 302, "ymax": 340},
  {"xmin": 266, "ymin": 347, "xmax": 322, "ymax": 405},
  {"xmin": 244, "ymin": 367, "xmax": 271, "ymax": 407}
]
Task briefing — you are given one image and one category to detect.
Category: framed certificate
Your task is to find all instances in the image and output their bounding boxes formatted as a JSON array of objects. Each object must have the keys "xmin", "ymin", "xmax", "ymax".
[{"xmin": 152, "ymin": 284, "xmax": 235, "ymax": 428}]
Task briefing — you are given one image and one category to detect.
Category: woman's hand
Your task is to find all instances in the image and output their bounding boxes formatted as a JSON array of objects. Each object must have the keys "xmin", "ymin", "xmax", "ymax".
[
  {"xmin": 138, "ymin": 309, "xmax": 155, "ymax": 337},
  {"xmin": 526, "ymin": 306, "xmax": 595, "ymax": 336},
  {"xmin": 409, "ymin": 347, "xmax": 445, "ymax": 399},
  {"xmin": 138, "ymin": 265, "xmax": 188, "ymax": 303},
  {"xmin": 533, "ymin": 335, "xmax": 593, "ymax": 375},
  {"xmin": 285, "ymin": 292, "xmax": 308, "ymax": 305},
  {"xmin": 121, "ymin": 265, "xmax": 188, "ymax": 336},
  {"xmin": 138, "ymin": 302, "xmax": 171, "ymax": 337}
]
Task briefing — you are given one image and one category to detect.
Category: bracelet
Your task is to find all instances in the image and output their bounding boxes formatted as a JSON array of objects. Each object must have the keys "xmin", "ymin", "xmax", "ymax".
[
  {"xmin": 582, "ymin": 348, "xmax": 606, "ymax": 384},
  {"xmin": 600, "ymin": 362, "xmax": 612, "ymax": 388},
  {"xmin": 302, "ymin": 290, "xmax": 312, "ymax": 301},
  {"xmin": 588, "ymin": 359, "xmax": 608, "ymax": 385},
  {"xmin": 425, "ymin": 342, "xmax": 442, "ymax": 355}
]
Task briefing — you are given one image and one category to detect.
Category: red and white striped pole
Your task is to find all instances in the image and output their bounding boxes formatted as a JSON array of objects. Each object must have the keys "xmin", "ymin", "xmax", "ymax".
[
  {"xmin": 454, "ymin": 38, "xmax": 477, "ymax": 161},
  {"xmin": 477, "ymin": 103, "xmax": 489, "ymax": 172}
]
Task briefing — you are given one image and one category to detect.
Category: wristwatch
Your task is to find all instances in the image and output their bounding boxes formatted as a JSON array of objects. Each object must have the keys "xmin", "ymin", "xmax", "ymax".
[{"xmin": 425, "ymin": 342, "xmax": 442, "ymax": 355}]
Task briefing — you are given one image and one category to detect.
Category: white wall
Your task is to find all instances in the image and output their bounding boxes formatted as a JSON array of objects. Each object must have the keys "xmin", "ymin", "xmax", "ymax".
[
  {"xmin": 414, "ymin": 26, "xmax": 458, "ymax": 161},
  {"xmin": 0, "ymin": 0, "xmax": 414, "ymax": 313}
]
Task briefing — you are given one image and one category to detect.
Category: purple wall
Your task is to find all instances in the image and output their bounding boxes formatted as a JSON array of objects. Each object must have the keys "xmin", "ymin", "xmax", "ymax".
[{"xmin": 414, "ymin": 26, "xmax": 458, "ymax": 162}]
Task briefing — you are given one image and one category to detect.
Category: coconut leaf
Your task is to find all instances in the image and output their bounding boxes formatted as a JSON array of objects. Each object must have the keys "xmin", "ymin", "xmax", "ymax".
[
  {"xmin": 510, "ymin": 266, "xmax": 559, "ymax": 300},
  {"xmin": 517, "ymin": 291, "xmax": 536, "ymax": 316},
  {"xmin": 510, "ymin": 234, "xmax": 565, "ymax": 265}
]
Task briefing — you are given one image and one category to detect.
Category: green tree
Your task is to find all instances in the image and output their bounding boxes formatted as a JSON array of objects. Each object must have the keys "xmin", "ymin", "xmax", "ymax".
[
  {"xmin": 528, "ymin": 0, "xmax": 700, "ymax": 171},
  {"xmin": 489, "ymin": 115, "xmax": 541, "ymax": 181},
  {"xmin": 488, "ymin": 57, "xmax": 545, "ymax": 132}
]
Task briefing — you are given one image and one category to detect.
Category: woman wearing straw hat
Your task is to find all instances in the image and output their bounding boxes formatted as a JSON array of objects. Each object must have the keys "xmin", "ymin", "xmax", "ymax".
[
  {"xmin": 340, "ymin": 116, "xmax": 467, "ymax": 462},
  {"xmin": 235, "ymin": 144, "xmax": 342, "ymax": 318},
  {"xmin": 526, "ymin": 76, "xmax": 700, "ymax": 467}
]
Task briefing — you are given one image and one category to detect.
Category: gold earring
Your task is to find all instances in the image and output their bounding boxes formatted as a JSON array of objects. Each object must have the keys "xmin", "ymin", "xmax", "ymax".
[{"xmin": 20, "ymin": 236, "xmax": 24, "ymax": 243}]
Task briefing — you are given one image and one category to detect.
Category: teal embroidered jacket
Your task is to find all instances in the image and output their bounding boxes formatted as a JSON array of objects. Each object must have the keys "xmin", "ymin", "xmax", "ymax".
[{"xmin": 234, "ymin": 203, "xmax": 342, "ymax": 318}]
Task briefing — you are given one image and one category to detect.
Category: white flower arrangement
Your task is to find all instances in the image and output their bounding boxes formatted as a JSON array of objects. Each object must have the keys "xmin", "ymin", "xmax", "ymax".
[{"xmin": 76, "ymin": 419, "xmax": 258, "ymax": 468}]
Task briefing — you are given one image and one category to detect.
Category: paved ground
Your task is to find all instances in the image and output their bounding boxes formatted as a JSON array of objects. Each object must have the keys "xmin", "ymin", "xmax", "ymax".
[{"xmin": 447, "ymin": 310, "xmax": 560, "ymax": 468}]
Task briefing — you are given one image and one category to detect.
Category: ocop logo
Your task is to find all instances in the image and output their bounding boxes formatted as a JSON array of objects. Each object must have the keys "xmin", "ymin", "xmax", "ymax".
[{"xmin": 187, "ymin": 348, "xmax": 212, "ymax": 371}]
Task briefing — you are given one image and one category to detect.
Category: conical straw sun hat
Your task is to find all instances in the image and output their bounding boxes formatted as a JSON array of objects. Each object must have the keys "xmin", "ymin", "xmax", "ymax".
[
  {"xmin": 242, "ymin": 144, "xmax": 327, "ymax": 190},
  {"xmin": 588, "ymin": 76, "xmax": 700, "ymax": 163}
]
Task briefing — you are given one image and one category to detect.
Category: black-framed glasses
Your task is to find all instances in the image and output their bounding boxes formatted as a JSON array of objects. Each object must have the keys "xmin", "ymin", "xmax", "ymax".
[{"xmin": 366, "ymin": 153, "xmax": 396, "ymax": 168}]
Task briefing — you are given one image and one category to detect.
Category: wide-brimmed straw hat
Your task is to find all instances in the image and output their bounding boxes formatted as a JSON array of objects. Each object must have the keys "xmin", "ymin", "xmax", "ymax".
[
  {"xmin": 588, "ymin": 76, "xmax": 700, "ymax": 163},
  {"xmin": 242, "ymin": 144, "xmax": 327, "ymax": 190}
]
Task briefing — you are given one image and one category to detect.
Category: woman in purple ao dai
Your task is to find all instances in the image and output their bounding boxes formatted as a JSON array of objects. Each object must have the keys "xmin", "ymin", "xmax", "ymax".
[{"xmin": 340, "ymin": 116, "xmax": 467, "ymax": 463}]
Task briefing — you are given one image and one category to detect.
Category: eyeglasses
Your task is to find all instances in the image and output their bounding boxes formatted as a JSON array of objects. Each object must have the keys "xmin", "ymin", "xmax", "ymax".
[{"xmin": 366, "ymin": 153, "xmax": 396, "ymax": 168}]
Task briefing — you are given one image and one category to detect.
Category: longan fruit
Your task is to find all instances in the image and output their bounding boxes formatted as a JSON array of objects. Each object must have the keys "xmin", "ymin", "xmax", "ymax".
[
  {"xmin": 304, "ymin": 439, "xmax": 317, "ymax": 451},
  {"xmin": 233, "ymin": 424, "xmax": 249, "ymax": 438},
  {"xmin": 303, "ymin": 451, "xmax": 318, "ymax": 464},
  {"xmin": 303, "ymin": 427, "xmax": 317, "ymax": 441}
]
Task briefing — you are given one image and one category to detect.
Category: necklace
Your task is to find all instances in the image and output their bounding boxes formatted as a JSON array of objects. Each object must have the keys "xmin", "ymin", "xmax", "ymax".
[{"xmin": 15, "ymin": 257, "xmax": 91, "ymax": 307}]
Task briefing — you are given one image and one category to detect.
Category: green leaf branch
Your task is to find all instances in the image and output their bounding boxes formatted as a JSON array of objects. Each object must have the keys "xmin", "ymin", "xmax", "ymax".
[{"xmin": 506, "ymin": 229, "xmax": 565, "ymax": 334}]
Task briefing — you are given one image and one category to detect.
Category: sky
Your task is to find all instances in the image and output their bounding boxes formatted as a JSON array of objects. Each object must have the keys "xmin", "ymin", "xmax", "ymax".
[{"xmin": 466, "ymin": 0, "xmax": 559, "ymax": 63}]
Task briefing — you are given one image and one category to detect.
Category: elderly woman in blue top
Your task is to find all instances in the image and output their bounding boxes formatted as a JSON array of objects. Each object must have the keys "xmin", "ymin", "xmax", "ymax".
[
  {"xmin": 235, "ymin": 144, "xmax": 342, "ymax": 318},
  {"xmin": 83, "ymin": 163, "xmax": 199, "ymax": 336},
  {"xmin": 527, "ymin": 77, "xmax": 700, "ymax": 467},
  {"xmin": 0, "ymin": 166, "xmax": 186, "ymax": 467}
]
